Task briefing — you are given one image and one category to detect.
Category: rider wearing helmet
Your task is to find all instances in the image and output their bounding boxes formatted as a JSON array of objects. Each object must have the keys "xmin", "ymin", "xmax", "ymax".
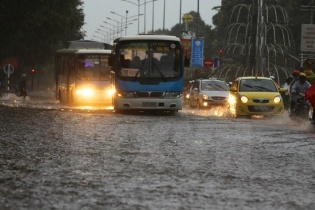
[
  {"xmin": 291, "ymin": 73, "xmax": 311, "ymax": 96},
  {"xmin": 288, "ymin": 70, "xmax": 300, "ymax": 96},
  {"xmin": 290, "ymin": 73, "xmax": 311, "ymax": 114}
]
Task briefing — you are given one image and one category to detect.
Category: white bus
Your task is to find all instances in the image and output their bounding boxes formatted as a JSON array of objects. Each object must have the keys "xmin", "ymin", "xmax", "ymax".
[{"xmin": 55, "ymin": 40, "xmax": 114, "ymax": 105}]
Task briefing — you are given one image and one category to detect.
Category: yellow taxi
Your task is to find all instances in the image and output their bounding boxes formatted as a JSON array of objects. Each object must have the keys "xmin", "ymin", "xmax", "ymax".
[{"xmin": 228, "ymin": 76, "xmax": 284, "ymax": 117}]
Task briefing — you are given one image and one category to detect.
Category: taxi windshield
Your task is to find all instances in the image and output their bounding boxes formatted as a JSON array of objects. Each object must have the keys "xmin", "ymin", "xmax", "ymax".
[
  {"xmin": 201, "ymin": 81, "xmax": 229, "ymax": 91},
  {"xmin": 239, "ymin": 79, "xmax": 277, "ymax": 92}
]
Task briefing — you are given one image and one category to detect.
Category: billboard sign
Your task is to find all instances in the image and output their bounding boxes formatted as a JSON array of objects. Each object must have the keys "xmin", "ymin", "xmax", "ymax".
[
  {"xmin": 301, "ymin": 24, "xmax": 315, "ymax": 52},
  {"xmin": 191, "ymin": 38, "xmax": 204, "ymax": 67}
]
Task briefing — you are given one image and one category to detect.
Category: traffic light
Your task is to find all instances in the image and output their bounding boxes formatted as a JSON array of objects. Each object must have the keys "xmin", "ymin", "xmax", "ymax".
[
  {"xmin": 219, "ymin": 49, "xmax": 223, "ymax": 55},
  {"xmin": 31, "ymin": 68, "xmax": 36, "ymax": 73}
]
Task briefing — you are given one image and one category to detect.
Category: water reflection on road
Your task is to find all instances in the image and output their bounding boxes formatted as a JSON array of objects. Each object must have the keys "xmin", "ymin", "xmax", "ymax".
[{"xmin": 0, "ymin": 94, "xmax": 315, "ymax": 209}]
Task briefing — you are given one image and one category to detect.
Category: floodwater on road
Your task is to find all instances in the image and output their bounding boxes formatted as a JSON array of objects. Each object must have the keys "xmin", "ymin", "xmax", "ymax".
[{"xmin": 0, "ymin": 94, "xmax": 315, "ymax": 210}]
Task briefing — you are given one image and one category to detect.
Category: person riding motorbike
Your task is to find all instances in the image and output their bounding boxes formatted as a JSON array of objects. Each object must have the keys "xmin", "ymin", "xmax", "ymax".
[
  {"xmin": 288, "ymin": 70, "xmax": 301, "ymax": 112},
  {"xmin": 290, "ymin": 73, "xmax": 311, "ymax": 116}
]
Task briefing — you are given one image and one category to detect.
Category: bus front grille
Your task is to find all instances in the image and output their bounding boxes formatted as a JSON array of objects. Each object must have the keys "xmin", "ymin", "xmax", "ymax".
[{"xmin": 136, "ymin": 92, "xmax": 164, "ymax": 98}]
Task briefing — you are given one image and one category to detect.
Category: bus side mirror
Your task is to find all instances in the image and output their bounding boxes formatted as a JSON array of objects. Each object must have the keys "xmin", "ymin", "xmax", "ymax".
[{"xmin": 108, "ymin": 55, "xmax": 113, "ymax": 66}]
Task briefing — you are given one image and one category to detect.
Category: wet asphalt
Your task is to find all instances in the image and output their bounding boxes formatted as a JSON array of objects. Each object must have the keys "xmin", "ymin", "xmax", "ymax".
[{"xmin": 0, "ymin": 101, "xmax": 315, "ymax": 210}]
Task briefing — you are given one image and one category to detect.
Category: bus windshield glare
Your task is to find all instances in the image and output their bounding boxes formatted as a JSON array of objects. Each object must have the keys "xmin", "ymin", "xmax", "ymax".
[
  {"xmin": 77, "ymin": 54, "xmax": 111, "ymax": 81},
  {"xmin": 117, "ymin": 40, "xmax": 181, "ymax": 79}
]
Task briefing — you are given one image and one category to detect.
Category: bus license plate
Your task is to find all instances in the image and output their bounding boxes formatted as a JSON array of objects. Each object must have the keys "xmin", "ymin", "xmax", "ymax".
[{"xmin": 142, "ymin": 102, "xmax": 157, "ymax": 107}]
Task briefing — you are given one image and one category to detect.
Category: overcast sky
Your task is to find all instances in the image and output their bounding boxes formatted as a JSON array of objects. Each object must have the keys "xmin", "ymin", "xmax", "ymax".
[{"xmin": 82, "ymin": 0, "xmax": 222, "ymax": 42}]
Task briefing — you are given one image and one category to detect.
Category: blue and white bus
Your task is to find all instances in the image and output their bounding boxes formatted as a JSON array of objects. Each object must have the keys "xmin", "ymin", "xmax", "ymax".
[
  {"xmin": 110, "ymin": 35, "xmax": 185, "ymax": 112},
  {"xmin": 55, "ymin": 40, "xmax": 114, "ymax": 105}
]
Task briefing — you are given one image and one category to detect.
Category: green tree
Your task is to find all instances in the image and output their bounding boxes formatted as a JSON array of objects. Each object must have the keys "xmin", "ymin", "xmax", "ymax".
[{"xmin": 0, "ymin": 0, "xmax": 85, "ymax": 68}]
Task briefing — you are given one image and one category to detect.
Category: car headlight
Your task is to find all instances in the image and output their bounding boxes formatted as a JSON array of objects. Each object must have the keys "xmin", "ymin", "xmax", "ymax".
[
  {"xmin": 240, "ymin": 96, "xmax": 249, "ymax": 103},
  {"xmin": 202, "ymin": 95, "xmax": 209, "ymax": 100},
  {"xmin": 164, "ymin": 92, "xmax": 182, "ymax": 99},
  {"xmin": 274, "ymin": 96, "xmax": 281, "ymax": 103},
  {"xmin": 76, "ymin": 88, "xmax": 94, "ymax": 97}
]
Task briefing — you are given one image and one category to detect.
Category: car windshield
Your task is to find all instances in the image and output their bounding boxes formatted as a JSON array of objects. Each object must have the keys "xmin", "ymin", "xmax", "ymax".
[
  {"xmin": 201, "ymin": 81, "xmax": 229, "ymax": 91},
  {"xmin": 239, "ymin": 79, "xmax": 277, "ymax": 92}
]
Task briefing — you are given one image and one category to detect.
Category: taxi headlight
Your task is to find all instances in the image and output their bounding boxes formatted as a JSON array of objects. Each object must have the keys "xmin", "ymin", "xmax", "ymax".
[
  {"xmin": 274, "ymin": 96, "xmax": 281, "ymax": 103},
  {"xmin": 240, "ymin": 96, "xmax": 249, "ymax": 103},
  {"xmin": 76, "ymin": 88, "xmax": 94, "ymax": 97}
]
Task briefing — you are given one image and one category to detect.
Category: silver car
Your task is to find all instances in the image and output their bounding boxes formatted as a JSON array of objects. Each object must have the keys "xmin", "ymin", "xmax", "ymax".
[{"xmin": 189, "ymin": 79, "xmax": 230, "ymax": 108}]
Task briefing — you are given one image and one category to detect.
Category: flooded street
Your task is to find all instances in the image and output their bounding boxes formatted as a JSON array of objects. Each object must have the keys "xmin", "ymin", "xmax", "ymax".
[{"xmin": 0, "ymin": 95, "xmax": 315, "ymax": 210}]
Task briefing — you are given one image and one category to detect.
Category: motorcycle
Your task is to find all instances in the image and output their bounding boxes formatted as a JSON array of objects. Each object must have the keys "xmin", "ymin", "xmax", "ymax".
[{"xmin": 288, "ymin": 93, "xmax": 312, "ymax": 120}]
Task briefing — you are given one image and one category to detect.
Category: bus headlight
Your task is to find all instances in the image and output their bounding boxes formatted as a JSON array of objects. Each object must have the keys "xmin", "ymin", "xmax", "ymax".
[
  {"xmin": 76, "ymin": 88, "xmax": 94, "ymax": 97},
  {"xmin": 117, "ymin": 92, "xmax": 136, "ymax": 98},
  {"xmin": 107, "ymin": 88, "xmax": 116, "ymax": 96},
  {"xmin": 164, "ymin": 92, "xmax": 182, "ymax": 99},
  {"xmin": 274, "ymin": 96, "xmax": 281, "ymax": 103}
]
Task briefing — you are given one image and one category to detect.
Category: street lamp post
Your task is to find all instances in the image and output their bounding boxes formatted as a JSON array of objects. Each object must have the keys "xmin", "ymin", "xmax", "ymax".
[
  {"xmin": 110, "ymin": 11, "xmax": 125, "ymax": 36},
  {"xmin": 126, "ymin": 10, "xmax": 128, "ymax": 35},
  {"xmin": 197, "ymin": 0, "xmax": 200, "ymax": 37},
  {"xmin": 122, "ymin": 0, "xmax": 157, "ymax": 34},
  {"xmin": 106, "ymin": 17, "xmax": 120, "ymax": 37},
  {"xmin": 121, "ymin": 0, "xmax": 141, "ymax": 34},
  {"xmin": 179, "ymin": 0, "xmax": 182, "ymax": 26},
  {"xmin": 100, "ymin": 25, "xmax": 113, "ymax": 42},
  {"xmin": 97, "ymin": 28, "xmax": 111, "ymax": 43},
  {"xmin": 111, "ymin": 10, "xmax": 142, "ymax": 35},
  {"xmin": 103, "ymin": 21, "xmax": 116, "ymax": 40},
  {"xmin": 152, "ymin": 0, "xmax": 159, "ymax": 32},
  {"xmin": 163, "ymin": 0, "xmax": 165, "ymax": 34}
]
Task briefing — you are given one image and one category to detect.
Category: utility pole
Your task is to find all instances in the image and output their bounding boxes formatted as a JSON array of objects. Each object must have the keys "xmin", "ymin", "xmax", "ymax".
[{"xmin": 197, "ymin": 0, "xmax": 199, "ymax": 37}]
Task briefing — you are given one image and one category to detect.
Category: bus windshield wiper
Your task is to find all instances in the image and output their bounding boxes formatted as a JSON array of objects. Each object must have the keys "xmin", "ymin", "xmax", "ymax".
[{"xmin": 155, "ymin": 67, "xmax": 166, "ymax": 81}]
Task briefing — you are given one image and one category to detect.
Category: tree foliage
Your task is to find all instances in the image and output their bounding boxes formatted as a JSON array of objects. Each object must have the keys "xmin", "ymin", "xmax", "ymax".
[{"xmin": 0, "ymin": 0, "xmax": 85, "ymax": 67}]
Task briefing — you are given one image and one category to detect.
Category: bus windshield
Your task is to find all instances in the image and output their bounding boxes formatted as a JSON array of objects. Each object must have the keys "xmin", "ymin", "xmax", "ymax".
[
  {"xmin": 117, "ymin": 40, "xmax": 181, "ymax": 79},
  {"xmin": 77, "ymin": 54, "xmax": 111, "ymax": 81}
]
